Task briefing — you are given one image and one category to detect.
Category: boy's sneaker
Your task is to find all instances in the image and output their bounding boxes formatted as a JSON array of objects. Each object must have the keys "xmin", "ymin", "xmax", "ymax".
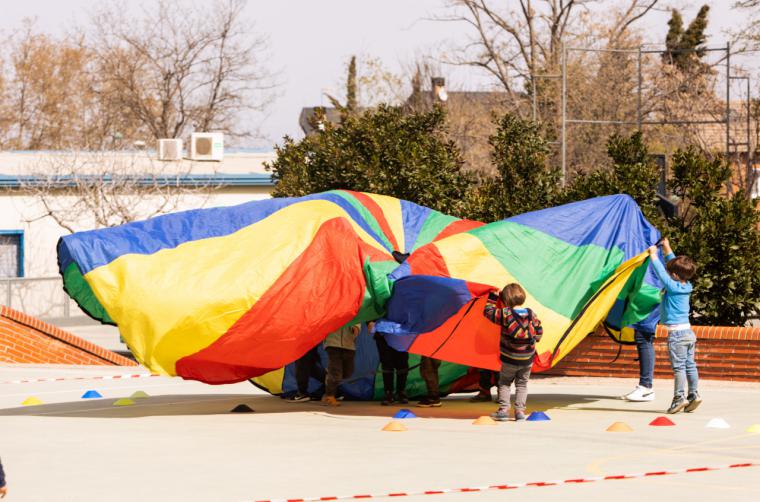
[
  {"xmin": 469, "ymin": 391, "xmax": 492, "ymax": 403},
  {"xmin": 381, "ymin": 392, "xmax": 395, "ymax": 406},
  {"xmin": 322, "ymin": 396, "xmax": 340, "ymax": 407},
  {"xmin": 490, "ymin": 409, "xmax": 510, "ymax": 422},
  {"xmin": 623, "ymin": 385, "xmax": 655, "ymax": 402},
  {"xmin": 395, "ymin": 392, "xmax": 409, "ymax": 404},
  {"xmin": 514, "ymin": 410, "xmax": 527, "ymax": 421},
  {"xmin": 417, "ymin": 397, "xmax": 442, "ymax": 408},
  {"xmin": 685, "ymin": 392, "xmax": 702, "ymax": 413},
  {"xmin": 285, "ymin": 392, "xmax": 310, "ymax": 403},
  {"xmin": 667, "ymin": 396, "xmax": 688, "ymax": 414}
]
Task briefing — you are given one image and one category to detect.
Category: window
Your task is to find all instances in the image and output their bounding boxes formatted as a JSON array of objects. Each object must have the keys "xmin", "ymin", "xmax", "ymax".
[{"xmin": 0, "ymin": 231, "xmax": 23, "ymax": 278}]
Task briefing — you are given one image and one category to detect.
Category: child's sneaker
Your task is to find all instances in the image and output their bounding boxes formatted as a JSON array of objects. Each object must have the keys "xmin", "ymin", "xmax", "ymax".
[
  {"xmin": 469, "ymin": 391, "xmax": 492, "ymax": 403},
  {"xmin": 685, "ymin": 392, "xmax": 702, "ymax": 412},
  {"xmin": 322, "ymin": 395, "xmax": 340, "ymax": 407},
  {"xmin": 667, "ymin": 396, "xmax": 688, "ymax": 414},
  {"xmin": 285, "ymin": 392, "xmax": 310, "ymax": 403},
  {"xmin": 623, "ymin": 385, "xmax": 655, "ymax": 402},
  {"xmin": 490, "ymin": 409, "xmax": 510, "ymax": 422},
  {"xmin": 417, "ymin": 396, "xmax": 442, "ymax": 408},
  {"xmin": 381, "ymin": 392, "xmax": 395, "ymax": 406},
  {"xmin": 514, "ymin": 410, "xmax": 527, "ymax": 421}
]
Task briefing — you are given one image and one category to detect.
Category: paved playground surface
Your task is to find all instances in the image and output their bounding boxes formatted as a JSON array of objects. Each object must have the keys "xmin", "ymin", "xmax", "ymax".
[{"xmin": 1, "ymin": 365, "xmax": 758, "ymax": 502}]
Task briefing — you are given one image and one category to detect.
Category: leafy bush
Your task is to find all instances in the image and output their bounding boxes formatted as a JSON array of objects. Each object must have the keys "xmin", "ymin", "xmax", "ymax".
[
  {"xmin": 666, "ymin": 148, "xmax": 760, "ymax": 326},
  {"xmin": 463, "ymin": 113, "xmax": 561, "ymax": 221},
  {"xmin": 267, "ymin": 105, "xmax": 472, "ymax": 215},
  {"xmin": 561, "ymin": 131, "xmax": 662, "ymax": 223}
]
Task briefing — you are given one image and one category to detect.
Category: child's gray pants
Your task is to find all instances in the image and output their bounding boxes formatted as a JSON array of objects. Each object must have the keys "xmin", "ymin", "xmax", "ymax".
[{"xmin": 497, "ymin": 362, "xmax": 531, "ymax": 412}]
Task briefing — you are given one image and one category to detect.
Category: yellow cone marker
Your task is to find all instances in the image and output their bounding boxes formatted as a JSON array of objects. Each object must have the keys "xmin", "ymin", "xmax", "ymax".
[
  {"xmin": 21, "ymin": 396, "xmax": 43, "ymax": 406},
  {"xmin": 606, "ymin": 421, "xmax": 633, "ymax": 432},
  {"xmin": 130, "ymin": 391, "xmax": 149, "ymax": 399},
  {"xmin": 473, "ymin": 416, "xmax": 497, "ymax": 425},
  {"xmin": 113, "ymin": 398, "xmax": 135, "ymax": 406},
  {"xmin": 746, "ymin": 424, "xmax": 760, "ymax": 434},
  {"xmin": 382, "ymin": 421, "xmax": 407, "ymax": 432}
]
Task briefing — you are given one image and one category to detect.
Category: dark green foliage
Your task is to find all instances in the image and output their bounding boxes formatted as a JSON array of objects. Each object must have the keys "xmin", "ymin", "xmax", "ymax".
[
  {"xmin": 665, "ymin": 148, "xmax": 760, "ymax": 326},
  {"xmin": 561, "ymin": 132, "xmax": 662, "ymax": 223},
  {"xmin": 662, "ymin": 5, "xmax": 710, "ymax": 72},
  {"xmin": 267, "ymin": 105, "xmax": 472, "ymax": 215},
  {"xmin": 268, "ymin": 103, "xmax": 760, "ymax": 325},
  {"xmin": 464, "ymin": 113, "xmax": 561, "ymax": 221}
]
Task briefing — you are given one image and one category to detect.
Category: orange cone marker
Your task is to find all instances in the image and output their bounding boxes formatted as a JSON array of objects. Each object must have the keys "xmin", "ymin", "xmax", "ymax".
[
  {"xmin": 473, "ymin": 416, "xmax": 497, "ymax": 425},
  {"xmin": 382, "ymin": 421, "xmax": 407, "ymax": 432},
  {"xmin": 606, "ymin": 422, "xmax": 633, "ymax": 432}
]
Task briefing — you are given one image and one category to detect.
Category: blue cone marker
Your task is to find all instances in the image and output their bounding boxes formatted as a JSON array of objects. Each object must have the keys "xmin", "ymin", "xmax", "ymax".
[
  {"xmin": 394, "ymin": 408, "xmax": 417, "ymax": 419},
  {"xmin": 526, "ymin": 411, "xmax": 550, "ymax": 421}
]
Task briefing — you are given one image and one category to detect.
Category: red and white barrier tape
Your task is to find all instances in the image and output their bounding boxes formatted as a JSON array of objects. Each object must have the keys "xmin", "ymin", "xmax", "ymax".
[
  {"xmin": 0, "ymin": 373, "xmax": 160, "ymax": 385},
  {"xmin": 253, "ymin": 462, "xmax": 756, "ymax": 502}
]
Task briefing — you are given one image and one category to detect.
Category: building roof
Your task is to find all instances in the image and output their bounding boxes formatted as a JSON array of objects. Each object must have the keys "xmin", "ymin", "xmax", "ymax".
[
  {"xmin": 0, "ymin": 150, "xmax": 276, "ymax": 188},
  {"xmin": 0, "ymin": 172, "xmax": 274, "ymax": 189}
]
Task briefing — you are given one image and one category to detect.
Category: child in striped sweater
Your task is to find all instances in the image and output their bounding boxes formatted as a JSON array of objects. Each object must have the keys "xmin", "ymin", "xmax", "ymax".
[{"xmin": 483, "ymin": 283, "xmax": 543, "ymax": 421}]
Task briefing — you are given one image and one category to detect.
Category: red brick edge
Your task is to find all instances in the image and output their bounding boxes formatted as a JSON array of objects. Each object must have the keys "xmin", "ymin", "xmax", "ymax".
[
  {"xmin": 545, "ymin": 325, "xmax": 760, "ymax": 381},
  {"xmin": 657, "ymin": 325, "xmax": 760, "ymax": 341},
  {"xmin": 1, "ymin": 305, "xmax": 137, "ymax": 366}
]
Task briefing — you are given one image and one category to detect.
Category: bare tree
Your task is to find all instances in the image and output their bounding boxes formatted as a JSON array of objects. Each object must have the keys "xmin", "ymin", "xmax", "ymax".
[
  {"xmin": 438, "ymin": 1, "xmax": 659, "ymax": 118},
  {"xmin": 88, "ymin": 0, "xmax": 278, "ymax": 142},
  {"xmin": 20, "ymin": 150, "xmax": 219, "ymax": 232},
  {"xmin": 0, "ymin": 19, "xmax": 114, "ymax": 150}
]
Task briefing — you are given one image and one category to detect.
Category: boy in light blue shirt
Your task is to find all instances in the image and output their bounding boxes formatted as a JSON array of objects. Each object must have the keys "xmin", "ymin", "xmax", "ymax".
[{"xmin": 648, "ymin": 238, "xmax": 701, "ymax": 414}]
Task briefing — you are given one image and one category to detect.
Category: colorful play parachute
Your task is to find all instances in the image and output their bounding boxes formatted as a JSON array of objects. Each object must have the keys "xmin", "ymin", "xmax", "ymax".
[{"xmin": 58, "ymin": 191, "xmax": 661, "ymax": 399}]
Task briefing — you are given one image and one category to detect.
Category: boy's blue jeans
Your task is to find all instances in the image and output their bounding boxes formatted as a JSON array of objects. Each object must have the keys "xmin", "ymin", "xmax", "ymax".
[
  {"xmin": 634, "ymin": 330, "xmax": 655, "ymax": 388},
  {"xmin": 667, "ymin": 329, "xmax": 699, "ymax": 399}
]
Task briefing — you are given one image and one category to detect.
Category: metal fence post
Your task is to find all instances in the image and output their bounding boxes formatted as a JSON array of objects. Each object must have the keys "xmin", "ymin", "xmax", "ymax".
[
  {"xmin": 637, "ymin": 45, "xmax": 643, "ymax": 131},
  {"xmin": 561, "ymin": 43, "xmax": 567, "ymax": 187}
]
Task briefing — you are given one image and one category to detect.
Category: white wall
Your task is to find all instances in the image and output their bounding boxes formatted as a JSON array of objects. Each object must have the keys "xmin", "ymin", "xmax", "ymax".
[{"xmin": 0, "ymin": 187, "xmax": 273, "ymax": 278}]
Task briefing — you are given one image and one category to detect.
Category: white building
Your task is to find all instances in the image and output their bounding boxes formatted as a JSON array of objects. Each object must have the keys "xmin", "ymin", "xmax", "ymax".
[{"xmin": 0, "ymin": 149, "xmax": 276, "ymax": 321}]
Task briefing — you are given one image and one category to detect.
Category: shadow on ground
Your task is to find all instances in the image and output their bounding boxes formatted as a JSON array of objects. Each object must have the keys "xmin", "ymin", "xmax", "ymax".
[{"xmin": 0, "ymin": 391, "xmax": 627, "ymax": 419}]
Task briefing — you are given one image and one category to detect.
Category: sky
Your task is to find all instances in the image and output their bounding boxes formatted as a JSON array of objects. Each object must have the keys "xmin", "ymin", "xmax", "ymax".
[{"xmin": 2, "ymin": 0, "xmax": 756, "ymax": 149}]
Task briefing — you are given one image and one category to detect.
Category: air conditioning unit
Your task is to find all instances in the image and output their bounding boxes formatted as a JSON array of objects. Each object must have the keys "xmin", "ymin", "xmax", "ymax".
[
  {"xmin": 190, "ymin": 132, "xmax": 224, "ymax": 161},
  {"xmin": 157, "ymin": 139, "xmax": 183, "ymax": 161}
]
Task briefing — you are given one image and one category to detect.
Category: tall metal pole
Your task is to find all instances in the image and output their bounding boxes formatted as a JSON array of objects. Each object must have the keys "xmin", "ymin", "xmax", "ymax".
[
  {"xmin": 532, "ymin": 72, "xmax": 538, "ymax": 122},
  {"xmin": 747, "ymin": 76, "xmax": 753, "ymax": 198},
  {"xmin": 726, "ymin": 42, "xmax": 731, "ymax": 168},
  {"xmin": 561, "ymin": 43, "xmax": 567, "ymax": 187},
  {"xmin": 637, "ymin": 45, "xmax": 642, "ymax": 131}
]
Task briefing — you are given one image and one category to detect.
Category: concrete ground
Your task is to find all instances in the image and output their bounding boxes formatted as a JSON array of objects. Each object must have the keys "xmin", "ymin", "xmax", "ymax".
[{"xmin": 0, "ymin": 366, "xmax": 758, "ymax": 502}]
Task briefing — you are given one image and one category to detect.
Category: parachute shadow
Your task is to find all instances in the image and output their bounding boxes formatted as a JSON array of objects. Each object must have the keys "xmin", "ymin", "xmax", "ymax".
[{"xmin": 0, "ymin": 392, "xmax": 613, "ymax": 419}]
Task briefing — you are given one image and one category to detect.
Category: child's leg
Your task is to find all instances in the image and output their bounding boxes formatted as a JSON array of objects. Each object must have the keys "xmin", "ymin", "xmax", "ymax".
[
  {"xmin": 375, "ymin": 336, "xmax": 395, "ymax": 394},
  {"xmin": 343, "ymin": 348, "xmax": 356, "ymax": 381},
  {"xmin": 513, "ymin": 365, "xmax": 532, "ymax": 413},
  {"xmin": 667, "ymin": 331, "xmax": 690, "ymax": 399},
  {"xmin": 497, "ymin": 363, "xmax": 517, "ymax": 412},
  {"xmin": 396, "ymin": 351, "xmax": 409, "ymax": 396},
  {"xmin": 634, "ymin": 330, "xmax": 655, "ymax": 389},
  {"xmin": 685, "ymin": 337, "xmax": 699, "ymax": 397},
  {"xmin": 324, "ymin": 347, "xmax": 342, "ymax": 397}
]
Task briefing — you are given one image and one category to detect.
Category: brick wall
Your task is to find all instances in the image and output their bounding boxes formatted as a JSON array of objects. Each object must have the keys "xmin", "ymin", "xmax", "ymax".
[
  {"xmin": 545, "ymin": 325, "xmax": 760, "ymax": 381},
  {"xmin": 0, "ymin": 305, "xmax": 137, "ymax": 366}
]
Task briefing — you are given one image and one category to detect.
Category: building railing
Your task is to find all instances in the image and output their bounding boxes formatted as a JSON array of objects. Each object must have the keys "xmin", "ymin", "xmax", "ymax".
[{"xmin": 0, "ymin": 276, "xmax": 87, "ymax": 322}]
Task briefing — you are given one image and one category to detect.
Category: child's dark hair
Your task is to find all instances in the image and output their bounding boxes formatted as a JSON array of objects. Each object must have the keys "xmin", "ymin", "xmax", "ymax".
[
  {"xmin": 666, "ymin": 256, "xmax": 697, "ymax": 281},
  {"xmin": 500, "ymin": 283, "xmax": 526, "ymax": 308}
]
